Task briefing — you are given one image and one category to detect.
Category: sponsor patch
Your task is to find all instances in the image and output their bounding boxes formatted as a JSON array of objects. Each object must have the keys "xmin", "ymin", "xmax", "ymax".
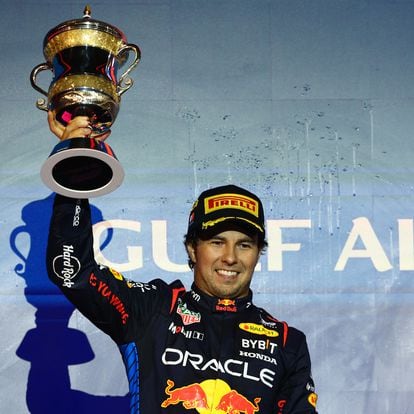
[
  {"xmin": 308, "ymin": 392, "xmax": 318, "ymax": 408},
  {"xmin": 52, "ymin": 244, "xmax": 80, "ymax": 288},
  {"xmin": 89, "ymin": 273, "xmax": 129, "ymax": 325},
  {"xmin": 177, "ymin": 300, "xmax": 201, "ymax": 325},
  {"xmin": 168, "ymin": 322, "xmax": 204, "ymax": 341},
  {"xmin": 72, "ymin": 203, "xmax": 81, "ymax": 227},
  {"xmin": 190, "ymin": 290, "xmax": 201, "ymax": 302},
  {"xmin": 239, "ymin": 323, "xmax": 279, "ymax": 338},
  {"xmin": 126, "ymin": 280, "xmax": 157, "ymax": 292},
  {"xmin": 259, "ymin": 311, "xmax": 280, "ymax": 330},
  {"xmin": 241, "ymin": 338, "xmax": 278, "ymax": 354},
  {"xmin": 109, "ymin": 267, "xmax": 123, "ymax": 281},
  {"xmin": 217, "ymin": 299, "xmax": 235, "ymax": 306},
  {"xmin": 277, "ymin": 399, "xmax": 287, "ymax": 413},
  {"xmin": 161, "ymin": 378, "xmax": 261, "ymax": 412},
  {"xmin": 306, "ymin": 381, "xmax": 316, "ymax": 393},
  {"xmin": 215, "ymin": 299, "xmax": 237, "ymax": 312},
  {"xmin": 162, "ymin": 348, "xmax": 275, "ymax": 388},
  {"xmin": 239, "ymin": 350, "xmax": 278, "ymax": 365},
  {"xmin": 204, "ymin": 193, "xmax": 259, "ymax": 217}
]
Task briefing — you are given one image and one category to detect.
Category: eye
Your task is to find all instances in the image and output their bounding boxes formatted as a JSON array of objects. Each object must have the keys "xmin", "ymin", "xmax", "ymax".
[
  {"xmin": 239, "ymin": 241, "xmax": 254, "ymax": 249},
  {"xmin": 210, "ymin": 239, "xmax": 224, "ymax": 246}
]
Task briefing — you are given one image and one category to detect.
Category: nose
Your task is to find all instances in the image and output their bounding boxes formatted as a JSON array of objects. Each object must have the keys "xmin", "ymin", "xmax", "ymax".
[{"xmin": 221, "ymin": 243, "xmax": 238, "ymax": 265}]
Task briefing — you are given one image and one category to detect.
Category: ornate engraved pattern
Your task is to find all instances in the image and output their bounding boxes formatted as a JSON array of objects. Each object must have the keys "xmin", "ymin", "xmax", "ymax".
[
  {"xmin": 44, "ymin": 29, "xmax": 123, "ymax": 60},
  {"xmin": 49, "ymin": 74, "xmax": 119, "ymax": 102}
]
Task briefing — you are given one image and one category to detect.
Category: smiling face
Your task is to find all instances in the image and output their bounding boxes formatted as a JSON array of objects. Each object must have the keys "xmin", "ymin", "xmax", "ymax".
[{"xmin": 186, "ymin": 229, "xmax": 261, "ymax": 299}]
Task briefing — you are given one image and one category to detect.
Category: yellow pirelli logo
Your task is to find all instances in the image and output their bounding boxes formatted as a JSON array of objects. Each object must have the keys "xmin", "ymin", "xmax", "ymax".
[{"xmin": 204, "ymin": 193, "xmax": 259, "ymax": 217}]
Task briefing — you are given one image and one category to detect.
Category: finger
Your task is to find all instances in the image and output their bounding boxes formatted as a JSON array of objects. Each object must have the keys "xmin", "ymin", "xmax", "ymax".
[
  {"xmin": 48, "ymin": 111, "xmax": 65, "ymax": 138},
  {"xmin": 47, "ymin": 112, "xmax": 90, "ymax": 140},
  {"xmin": 61, "ymin": 126, "xmax": 93, "ymax": 140},
  {"xmin": 66, "ymin": 116, "xmax": 90, "ymax": 130},
  {"xmin": 61, "ymin": 116, "xmax": 92, "ymax": 140}
]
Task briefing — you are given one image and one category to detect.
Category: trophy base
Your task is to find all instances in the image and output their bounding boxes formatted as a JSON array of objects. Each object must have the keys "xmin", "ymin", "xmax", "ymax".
[{"xmin": 41, "ymin": 138, "xmax": 124, "ymax": 199}]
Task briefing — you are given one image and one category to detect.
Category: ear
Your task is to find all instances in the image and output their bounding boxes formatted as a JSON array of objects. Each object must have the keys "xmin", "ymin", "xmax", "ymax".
[{"xmin": 186, "ymin": 242, "xmax": 197, "ymax": 264}]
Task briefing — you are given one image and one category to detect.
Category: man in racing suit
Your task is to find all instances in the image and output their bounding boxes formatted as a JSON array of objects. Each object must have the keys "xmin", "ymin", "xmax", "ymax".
[{"xmin": 46, "ymin": 115, "xmax": 318, "ymax": 413}]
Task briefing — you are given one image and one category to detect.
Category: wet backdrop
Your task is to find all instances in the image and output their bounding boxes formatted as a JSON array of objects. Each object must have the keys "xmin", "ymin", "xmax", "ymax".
[{"xmin": 1, "ymin": 1, "xmax": 414, "ymax": 412}]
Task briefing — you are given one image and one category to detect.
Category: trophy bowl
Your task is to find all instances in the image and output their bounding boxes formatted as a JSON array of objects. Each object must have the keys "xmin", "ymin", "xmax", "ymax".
[{"xmin": 31, "ymin": 5, "xmax": 141, "ymax": 198}]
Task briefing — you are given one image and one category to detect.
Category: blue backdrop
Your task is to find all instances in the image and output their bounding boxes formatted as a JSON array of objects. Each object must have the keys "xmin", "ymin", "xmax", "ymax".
[{"xmin": 1, "ymin": 1, "xmax": 414, "ymax": 412}]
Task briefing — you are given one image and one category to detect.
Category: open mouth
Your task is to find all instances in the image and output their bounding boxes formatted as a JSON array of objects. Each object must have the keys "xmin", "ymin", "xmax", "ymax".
[{"xmin": 216, "ymin": 269, "xmax": 239, "ymax": 280}]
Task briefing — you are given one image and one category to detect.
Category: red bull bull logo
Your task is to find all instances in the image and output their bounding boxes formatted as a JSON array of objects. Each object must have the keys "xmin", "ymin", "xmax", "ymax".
[
  {"xmin": 216, "ymin": 299, "xmax": 237, "ymax": 312},
  {"xmin": 217, "ymin": 299, "xmax": 236, "ymax": 306},
  {"xmin": 161, "ymin": 379, "xmax": 209, "ymax": 409},
  {"xmin": 161, "ymin": 379, "xmax": 261, "ymax": 413},
  {"xmin": 216, "ymin": 390, "xmax": 261, "ymax": 413}
]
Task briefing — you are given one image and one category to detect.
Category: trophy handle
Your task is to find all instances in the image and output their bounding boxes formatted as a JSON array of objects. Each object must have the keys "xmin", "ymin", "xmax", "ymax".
[
  {"xmin": 30, "ymin": 62, "xmax": 53, "ymax": 111},
  {"xmin": 9, "ymin": 225, "xmax": 29, "ymax": 276},
  {"xmin": 117, "ymin": 43, "xmax": 141, "ymax": 96}
]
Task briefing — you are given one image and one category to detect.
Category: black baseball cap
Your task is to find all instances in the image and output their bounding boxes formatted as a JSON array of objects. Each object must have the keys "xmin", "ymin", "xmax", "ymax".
[{"xmin": 186, "ymin": 184, "xmax": 265, "ymax": 240}]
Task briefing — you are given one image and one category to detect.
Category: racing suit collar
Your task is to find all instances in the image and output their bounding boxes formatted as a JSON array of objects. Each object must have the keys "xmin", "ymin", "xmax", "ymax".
[{"xmin": 190, "ymin": 283, "xmax": 253, "ymax": 313}]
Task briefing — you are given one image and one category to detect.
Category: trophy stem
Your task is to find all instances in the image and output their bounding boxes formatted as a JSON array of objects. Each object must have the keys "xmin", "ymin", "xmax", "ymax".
[{"xmin": 40, "ymin": 138, "xmax": 124, "ymax": 198}]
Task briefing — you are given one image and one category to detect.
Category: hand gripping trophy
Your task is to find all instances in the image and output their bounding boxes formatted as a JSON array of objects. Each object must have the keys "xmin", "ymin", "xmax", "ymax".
[{"xmin": 31, "ymin": 5, "xmax": 140, "ymax": 198}]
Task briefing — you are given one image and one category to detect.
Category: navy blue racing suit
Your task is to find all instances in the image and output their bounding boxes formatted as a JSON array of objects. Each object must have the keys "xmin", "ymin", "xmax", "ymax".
[{"xmin": 46, "ymin": 194, "xmax": 318, "ymax": 413}]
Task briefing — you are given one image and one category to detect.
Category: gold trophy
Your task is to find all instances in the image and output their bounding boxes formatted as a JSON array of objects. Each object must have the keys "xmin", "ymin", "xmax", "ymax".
[{"xmin": 31, "ymin": 5, "xmax": 140, "ymax": 198}]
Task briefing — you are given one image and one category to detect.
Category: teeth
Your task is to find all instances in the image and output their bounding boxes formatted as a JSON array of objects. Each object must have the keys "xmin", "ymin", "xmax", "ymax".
[{"xmin": 217, "ymin": 270, "xmax": 238, "ymax": 277}]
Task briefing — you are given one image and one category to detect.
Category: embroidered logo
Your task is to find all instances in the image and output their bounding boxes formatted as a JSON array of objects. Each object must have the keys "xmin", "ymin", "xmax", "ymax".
[
  {"xmin": 177, "ymin": 300, "xmax": 201, "ymax": 325},
  {"xmin": 239, "ymin": 323, "xmax": 279, "ymax": 338}
]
